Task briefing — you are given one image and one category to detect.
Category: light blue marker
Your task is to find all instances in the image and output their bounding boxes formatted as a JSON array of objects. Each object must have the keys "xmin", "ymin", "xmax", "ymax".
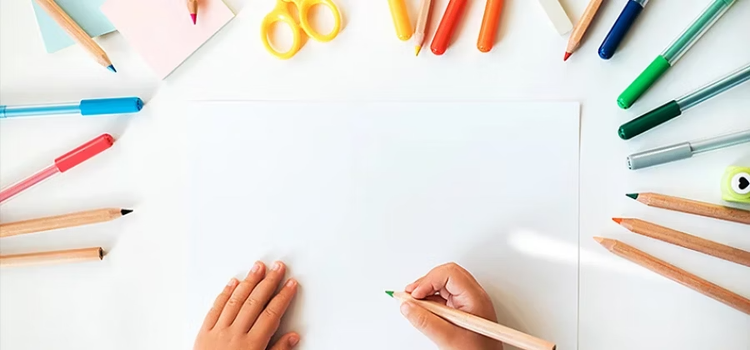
[{"xmin": 0, "ymin": 97, "xmax": 143, "ymax": 119}]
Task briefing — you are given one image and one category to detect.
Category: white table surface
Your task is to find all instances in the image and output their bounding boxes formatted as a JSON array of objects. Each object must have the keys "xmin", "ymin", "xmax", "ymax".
[{"xmin": 1, "ymin": 0, "xmax": 749, "ymax": 349}]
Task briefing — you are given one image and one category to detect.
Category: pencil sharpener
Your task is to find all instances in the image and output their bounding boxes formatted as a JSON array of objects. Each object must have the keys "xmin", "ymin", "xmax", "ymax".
[{"xmin": 722, "ymin": 166, "xmax": 750, "ymax": 204}]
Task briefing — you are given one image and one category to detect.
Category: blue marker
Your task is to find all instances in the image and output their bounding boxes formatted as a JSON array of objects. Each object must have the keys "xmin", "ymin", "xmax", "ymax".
[
  {"xmin": 0, "ymin": 97, "xmax": 143, "ymax": 119},
  {"xmin": 598, "ymin": 0, "xmax": 649, "ymax": 60}
]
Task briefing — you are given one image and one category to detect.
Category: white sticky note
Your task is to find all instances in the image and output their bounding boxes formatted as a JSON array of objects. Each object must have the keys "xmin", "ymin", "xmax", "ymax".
[{"xmin": 538, "ymin": 0, "xmax": 573, "ymax": 35}]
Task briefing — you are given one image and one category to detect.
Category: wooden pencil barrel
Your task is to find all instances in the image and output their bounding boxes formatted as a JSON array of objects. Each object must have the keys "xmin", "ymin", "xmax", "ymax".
[{"xmin": 0, "ymin": 247, "xmax": 104, "ymax": 267}]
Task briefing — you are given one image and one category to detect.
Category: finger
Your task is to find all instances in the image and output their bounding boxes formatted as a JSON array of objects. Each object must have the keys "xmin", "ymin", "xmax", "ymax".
[
  {"xmin": 233, "ymin": 261, "xmax": 287, "ymax": 332},
  {"xmin": 201, "ymin": 277, "xmax": 239, "ymax": 331},
  {"xmin": 400, "ymin": 301, "xmax": 457, "ymax": 347},
  {"xmin": 216, "ymin": 262, "xmax": 267, "ymax": 327},
  {"xmin": 410, "ymin": 263, "xmax": 478, "ymax": 300},
  {"xmin": 423, "ymin": 295, "xmax": 447, "ymax": 305},
  {"xmin": 268, "ymin": 332, "xmax": 300, "ymax": 350},
  {"xmin": 405, "ymin": 278, "xmax": 423, "ymax": 293},
  {"xmin": 248, "ymin": 279, "xmax": 298, "ymax": 343}
]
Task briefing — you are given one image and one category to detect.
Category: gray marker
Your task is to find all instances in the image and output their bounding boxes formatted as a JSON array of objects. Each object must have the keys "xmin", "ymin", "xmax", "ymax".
[{"xmin": 628, "ymin": 129, "xmax": 750, "ymax": 170}]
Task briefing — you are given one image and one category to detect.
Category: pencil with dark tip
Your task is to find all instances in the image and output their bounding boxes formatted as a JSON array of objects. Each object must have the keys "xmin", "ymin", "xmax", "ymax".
[
  {"xmin": 595, "ymin": 237, "xmax": 750, "ymax": 316},
  {"xmin": 34, "ymin": 0, "xmax": 116, "ymax": 72},
  {"xmin": 386, "ymin": 291, "xmax": 556, "ymax": 350},
  {"xmin": 613, "ymin": 218, "xmax": 750, "ymax": 267},
  {"xmin": 626, "ymin": 192, "xmax": 750, "ymax": 225},
  {"xmin": 564, "ymin": 0, "xmax": 603, "ymax": 61},
  {"xmin": 0, "ymin": 208, "xmax": 133, "ymax": 238},
  {"xmin": 188, "ymin": 0, "xmax": 198, "ymax": 25}
]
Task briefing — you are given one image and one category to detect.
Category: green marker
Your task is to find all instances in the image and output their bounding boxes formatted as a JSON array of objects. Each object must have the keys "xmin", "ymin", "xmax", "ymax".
[
  {"xmin": 617, "ymin": 0, "xmax": 736, "ymax": 109},
  {"xmin": 619, "ymin": 62, "xmax": 750, "ymax": 139}
]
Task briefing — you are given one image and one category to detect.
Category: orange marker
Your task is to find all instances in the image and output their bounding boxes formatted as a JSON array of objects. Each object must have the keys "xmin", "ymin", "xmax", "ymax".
[
  {"xmin": 477, "ymin": 0, "xmax": 503, "ymax": 52},
  {"xmin": 430, "ymin": 0, "xmax": 468, "ymax": 55}
]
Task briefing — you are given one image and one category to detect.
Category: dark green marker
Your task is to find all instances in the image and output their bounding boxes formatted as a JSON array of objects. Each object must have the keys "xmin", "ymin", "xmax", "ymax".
[
  {"xmin": 619, "ymin": 62, "xmax": 750, "ymax": 140},
  {"xmin": 617, "ymin": 0, "xmax": 737, "ymax": 109}
]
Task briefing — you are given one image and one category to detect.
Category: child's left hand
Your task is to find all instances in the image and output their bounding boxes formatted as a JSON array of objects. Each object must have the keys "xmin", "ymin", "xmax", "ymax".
[{"xmin": 194, "ymin": 261, "xmax": 300, "ymax": 350}]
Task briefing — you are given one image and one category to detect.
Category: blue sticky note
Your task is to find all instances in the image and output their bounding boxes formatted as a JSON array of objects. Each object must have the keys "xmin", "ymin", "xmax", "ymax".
[{"xmin": 32, "ymin": 0, "xmax": 116, "ymax": 53}]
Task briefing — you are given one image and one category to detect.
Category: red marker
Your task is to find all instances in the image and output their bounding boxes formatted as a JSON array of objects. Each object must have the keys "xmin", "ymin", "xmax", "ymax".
[
  {"xmin": 0, "ymin": 134, "xmax": 115, "ymax": 204},
  {"xmin": 431, "ymin": 0, "xmax": 468, "ymax": 55}
]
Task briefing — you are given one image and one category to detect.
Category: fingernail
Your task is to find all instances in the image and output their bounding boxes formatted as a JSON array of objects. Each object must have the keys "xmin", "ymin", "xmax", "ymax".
[
  {"xmin": 288, "ymin": 335, "xmax": 299, "ymax": 346},
  {"xmin": 251, "ymin": 262, "xmax": 261, "ymax": 273},
  {"xmin": 286, "ymin": 279, "xmax": 297, "ymax": 287},
  {"xmin": 272, "ymin": 261, "xmax": 282, "ymax": 271},
  {"xmin": 227, "ymin": 278, "xmax": 238, "ymax": 287},
  {"xmin": 400, "ymin": 302, "xmax": 412, "ymax": 316}
]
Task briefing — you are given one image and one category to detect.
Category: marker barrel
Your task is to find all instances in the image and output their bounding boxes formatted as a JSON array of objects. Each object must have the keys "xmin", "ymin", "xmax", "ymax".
[
  {"xmin": 676, "ymin": 63, "xmax": 750, "ymax": 110},
  {"xmin": 662, "ymin": 0, "xmax": 735, "ymax": 64},
  {"xmin": 692, "ymin": 129, "xmax": 750, "ymax": 154}
]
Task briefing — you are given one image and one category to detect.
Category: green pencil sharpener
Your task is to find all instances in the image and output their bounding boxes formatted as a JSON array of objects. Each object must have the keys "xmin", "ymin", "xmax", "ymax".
[{"xmin": 722, "ymin": 166, "xmax": 750, "ymax": 204}]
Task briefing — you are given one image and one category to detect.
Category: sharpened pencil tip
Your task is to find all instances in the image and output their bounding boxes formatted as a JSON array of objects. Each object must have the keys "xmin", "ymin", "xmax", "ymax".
[
  {"xmin": 626, "ymin": 193, "xmax": 639, "ymax": 200},
  {"xmin": 414, "ymin": 46, "xmax": 421, "ymax": 56},
  {"xmin": 563, "ymin": 52, "xmax": 572, "ymax": 61},
  {"xmin": 385, "ymin": 291, "xmax": 394, "ymax": 298},
  {"xmin": 612, "ymin": 218, "xmax": 622, "ymax": 224},
  {"xmin": 593, "ymin": 236, "xmax": 604, "ymax": 243},
  {"xmin": 121, "ymin": 209, "xmax": 134, "ymax": 216},
  {"xmin": 191, "ymin": 14, "xmax": 197, "ymax": 25},
  {"xmin": 107, "ymin": 65, "xmax": 117, "ymax": 73}
]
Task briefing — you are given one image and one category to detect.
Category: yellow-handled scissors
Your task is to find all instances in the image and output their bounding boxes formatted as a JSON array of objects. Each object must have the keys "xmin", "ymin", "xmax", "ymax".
[{"xmin": 261, "ymin": 0, "xmax": 342, "ymax": 59}]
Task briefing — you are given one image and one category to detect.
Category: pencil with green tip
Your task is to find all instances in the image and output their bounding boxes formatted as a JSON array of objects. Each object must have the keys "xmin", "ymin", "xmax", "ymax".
[
  {"xmin": 616, "ymin": 0, "xmax": 736, "ymax": 109},
  {"xmin": 626, "ymin": 192, "xmax": 750, "ymax": 225},
  {"xmin": 385, "ymin": 291, "xmax": 556, "ymax": 350}
]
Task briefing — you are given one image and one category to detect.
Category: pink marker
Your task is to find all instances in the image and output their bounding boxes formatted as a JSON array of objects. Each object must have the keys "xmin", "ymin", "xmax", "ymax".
[{"xmin": 0, "ymin": 134, "xmax": 115, "ymax": 204}]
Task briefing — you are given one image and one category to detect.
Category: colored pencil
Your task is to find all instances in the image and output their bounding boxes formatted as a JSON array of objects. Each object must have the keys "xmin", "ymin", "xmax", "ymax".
[
  {"xmin": 388, "ymin": 0, "xmax": 413, "ymax": 41},
  {"xmin": 386, "ymin": 291, "xmax": 556, "ymax": 350},
  {"xmin": 564, "ymin": 0, "xmax": 603, "ymax": 61},
  {"xmin": 613, "ymin": 218, "xmax": 750, "ymax": 267},
  {"xmin": 413, "ymin": 0, "xmax": 433, "ymax": 56},
  {"xmin": 477, "ymin": 0, "xmax": 504, "ymax": 53},
  {"xmin": 595, "ymin": 237, "xmax": 750, "ymax": 315},
  {"xmin": 431, "ymin": 0, "xmax": 468, "ymax": 55},
  {"xmin": 0, "ymin": 208, "xmax": 133, "ymax": 238},
  {"xmin": 626, "ymin": 192, "xmax": 750, "ymax": 225},
  {"xmin": 0, "ymin": 247, "xmax": 103, "ymax": 267},
  {"xmin": 188, "ymin": 0, "xmax": 198, "ymax": 25},
  {"xmin": 34, "ymin": 0, "xmax": 116, "ymax": 72}
]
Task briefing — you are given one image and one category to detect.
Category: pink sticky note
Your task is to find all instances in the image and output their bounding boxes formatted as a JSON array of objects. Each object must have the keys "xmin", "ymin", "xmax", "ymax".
[{"xmin": 102, "ymin": 0, "xmax": 234, "ymax": 79}]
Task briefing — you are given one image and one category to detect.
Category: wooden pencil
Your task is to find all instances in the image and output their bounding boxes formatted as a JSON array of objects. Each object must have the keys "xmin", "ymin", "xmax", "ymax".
[
  {"xmin": 386, "ymin": 291, "xmax": 556, "ymax": 350},
  {"xmin": 594, "ymin": 237, "xmax": 750, "ymax": 315},
  {"xmin": 0, "ymin": 247, "xmax": 103, "ymax": 267},
  {"xmin": 188, "ymin": 0, "xmax": 199, "ymax": 25},
  {"xmin": 34, "ymin": 0, "xmax": 116, "ymax": 72},
  {"xmin": 0, "ymin": 208, "xmax": 133, "ymax": 238},
  {"xmin": 413, "ymin": 0, "xmax": 433, "ymax": 56},
  {"xmin": 613, "ymin": 218, "xmax": 750, "ymax": 267},
  {"xmin": 563, "ymin": 0, "xmax": 603, "ymax": 61},
  {"xmin": 627, "ymin": 192, "xmax": 750, "ymax": 225}
]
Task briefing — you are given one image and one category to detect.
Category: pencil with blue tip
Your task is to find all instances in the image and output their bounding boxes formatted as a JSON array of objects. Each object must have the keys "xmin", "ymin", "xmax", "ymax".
[{"xmin": 34, "ymin": 0, "xmax": 117, "ymax": 72}]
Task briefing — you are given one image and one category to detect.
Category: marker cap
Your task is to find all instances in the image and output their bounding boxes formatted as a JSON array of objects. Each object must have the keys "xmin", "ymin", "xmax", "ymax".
[
  {"xmin": 617, "ymin": 55, "xmax": 671, "ymax": 109},
  {"xmin": 80, "ymin": 97, "xmax": 144, "ymax": 116},
  {"xmin": 618, "ymin": 100, "xmax": 682, "ymax": 140},
  {"xmin": 54, "ymin": 134, "xmax": 115, "ymax": 173},
  {"xmin": 627, "ymin": 142, "xmax": 693, "ymax": 170}
]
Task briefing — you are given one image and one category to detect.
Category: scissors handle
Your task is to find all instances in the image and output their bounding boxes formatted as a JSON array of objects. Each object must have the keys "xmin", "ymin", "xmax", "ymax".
[
  {"xmin": 261, "ymin": 2, "xmax": 303, "ymax": 60},
  {"xmin": 298, "ymin": 0, "xmax": 341, "ymax": 42}
]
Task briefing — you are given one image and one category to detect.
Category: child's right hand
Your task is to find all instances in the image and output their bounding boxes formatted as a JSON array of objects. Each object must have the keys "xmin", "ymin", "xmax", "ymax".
[{"xmin": 401, "ymin": 263, "xmax": 504, "ymax": 350}]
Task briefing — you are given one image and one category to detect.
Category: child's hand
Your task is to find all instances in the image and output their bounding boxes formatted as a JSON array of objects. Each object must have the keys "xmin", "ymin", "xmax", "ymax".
[
  {"xmin": 402, "ymin": 263, "xmax": 504, "ymax": 350},
  {"xmin": 194, "ymin": 261, "xmax": 300, "ymax": 350}
]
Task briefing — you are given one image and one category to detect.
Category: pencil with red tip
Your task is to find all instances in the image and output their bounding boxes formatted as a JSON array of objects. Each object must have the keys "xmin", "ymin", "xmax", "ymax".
[
  {"xmin": 188, "ymin": 0, "xmax": 198, "ymax": 25},
  {"xmin": 0, "ymin": 134, "xmax": 115, "ymax": 204},
  {"xmin": 564, "ymin": 0, "xmax": 603, "ymax": 61}
]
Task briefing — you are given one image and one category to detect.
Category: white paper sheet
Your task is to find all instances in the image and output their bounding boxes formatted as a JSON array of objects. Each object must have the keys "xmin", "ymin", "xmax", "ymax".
[{"xmin": 185, "ymin": 102, "xmax": 580, "ymax": 349}]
